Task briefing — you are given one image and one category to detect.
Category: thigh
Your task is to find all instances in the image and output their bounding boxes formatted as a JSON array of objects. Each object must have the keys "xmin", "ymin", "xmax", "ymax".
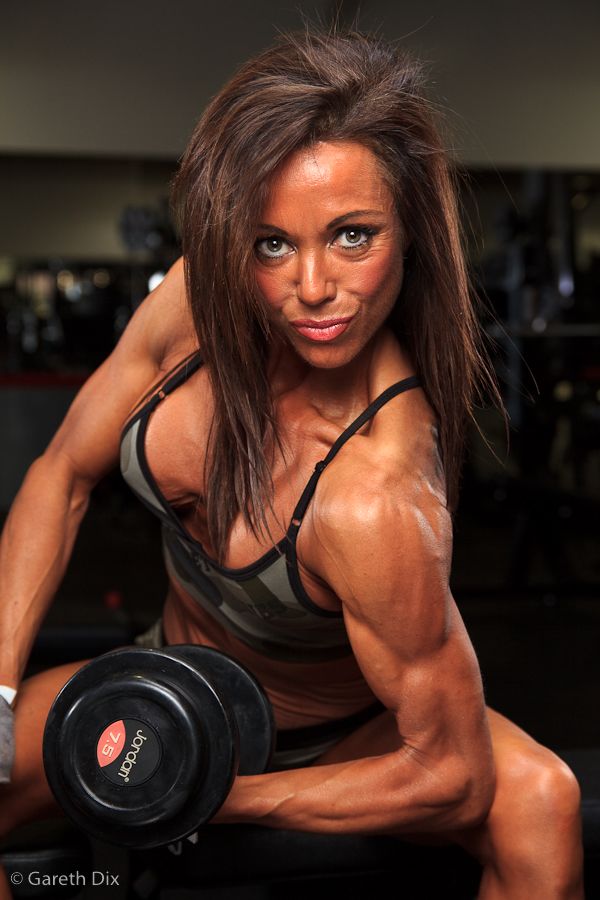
[
  {"xmin": 0, "ymin": 658, "xmax": 93, "ymax": 835},
  {"xmin": 312, "ymin": 704, "xmax": 575, "ymax": 848}
]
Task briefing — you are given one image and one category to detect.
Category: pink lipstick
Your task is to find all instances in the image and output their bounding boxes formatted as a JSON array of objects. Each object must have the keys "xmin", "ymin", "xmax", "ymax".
[{"xmin": 291, "ymin": 316, "xmax": 354, "ymax": 343}]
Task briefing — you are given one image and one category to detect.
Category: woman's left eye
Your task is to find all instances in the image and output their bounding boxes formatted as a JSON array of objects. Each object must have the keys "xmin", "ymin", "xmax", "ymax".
[{"xmin": 334, "ymin": 227, "xmax": 374, "ymax": 250}]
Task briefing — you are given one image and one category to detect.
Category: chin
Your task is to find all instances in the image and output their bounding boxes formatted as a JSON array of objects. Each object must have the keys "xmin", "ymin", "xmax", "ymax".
[{"xmin": 291, "ymin": 339, "xmax": 362, "ymax": 371}]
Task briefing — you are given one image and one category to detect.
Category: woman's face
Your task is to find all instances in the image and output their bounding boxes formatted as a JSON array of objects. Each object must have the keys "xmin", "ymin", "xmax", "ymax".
[{"xmin": 254, "ymin": 141, "xmax": 405, "ymax": 370}]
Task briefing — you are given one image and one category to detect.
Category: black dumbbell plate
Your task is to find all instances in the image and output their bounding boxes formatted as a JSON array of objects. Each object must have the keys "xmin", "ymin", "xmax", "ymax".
[
  {"xmin": 43, "ymin": 648, "xmax": 237, "ymax": 849},
  {"xmin": 164, "ymin": 645, "xmax": 275, "ymax": 775}
]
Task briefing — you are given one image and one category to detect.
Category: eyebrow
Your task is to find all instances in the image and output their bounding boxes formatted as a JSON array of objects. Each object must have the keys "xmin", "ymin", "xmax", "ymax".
[
  {"xmin": 257, "ymin": 209, "xmax": 385, "ymax": 237},
  {"xmin": 327, "ymin": 209, "xmax": 385, "ymax": 229}
]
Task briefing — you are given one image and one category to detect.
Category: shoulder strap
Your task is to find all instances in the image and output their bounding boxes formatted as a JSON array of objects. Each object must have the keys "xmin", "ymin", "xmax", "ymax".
[
  {"xmin": 135, "ymin": 351, "xmax": 204, "ymax": 419},
  {"xmin": 124, "ymin": 350, "xmax": 204, "ymax": 427},
  {"xmin": 157, "ymin": 350, "xmax": 204, "ymax": 397},
  {"xmin": 289, "ymin": 374, "xmax": 421, "ymax": 525}
]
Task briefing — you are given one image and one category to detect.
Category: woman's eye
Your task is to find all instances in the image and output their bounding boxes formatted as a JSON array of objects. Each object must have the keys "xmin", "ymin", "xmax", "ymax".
[
  {"xmin": 255, "ymin": 236, "xmax": 293, "ymax": 259},
  {"xmin": 335, "ymin": 228, "xmax": 373, "ymax": 250}
]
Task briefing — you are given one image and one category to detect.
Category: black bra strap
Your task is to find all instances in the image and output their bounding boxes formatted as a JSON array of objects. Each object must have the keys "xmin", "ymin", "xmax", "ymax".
[
  {"xmin": 159, "ymin": 351, "xmax": 204, "ymax": 396},
  {"xmin": 289, "ymin": 375, "xmax": 421, "ymax": 525}
]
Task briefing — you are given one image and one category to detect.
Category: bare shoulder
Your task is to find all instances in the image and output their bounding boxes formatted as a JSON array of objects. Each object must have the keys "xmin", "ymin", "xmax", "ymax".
[
  {"xmin": 367, "ymin": 331, "xmax": 444, "ymax": 497},
  {"xmin": 40, "ymin": 258, "xmax": 197, "ymax": 486},
  {"xmin": 127, "ymin": 257, "xmax": 197, "ymax": 368},
  {"xmin": 319, "ymin": 346, "xmax": 446, "ymax": 524},
  {"xmin": 308, "ymin": 366, "xmax": 451, "ymax": 605},
  {"xmin": 313, "ymin": 436, "xmax": 451, "ymax": 572}
]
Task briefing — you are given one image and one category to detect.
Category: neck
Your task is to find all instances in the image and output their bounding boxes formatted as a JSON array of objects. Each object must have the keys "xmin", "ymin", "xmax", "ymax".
[{"xmin": 266, "ymin": 331, "xmax": 380, "ymax": 423}]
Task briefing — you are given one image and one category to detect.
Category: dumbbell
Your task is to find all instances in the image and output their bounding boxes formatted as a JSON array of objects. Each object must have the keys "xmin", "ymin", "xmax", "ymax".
[{"xmin": 43, "ymin": 645, "xmax": 275, "ymax": 849}]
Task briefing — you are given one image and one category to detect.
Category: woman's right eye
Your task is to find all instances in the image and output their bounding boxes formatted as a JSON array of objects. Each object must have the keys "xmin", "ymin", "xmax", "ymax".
[{"xmin": 255, "ymin": 236, "xmax": 293, "ymax": 259}]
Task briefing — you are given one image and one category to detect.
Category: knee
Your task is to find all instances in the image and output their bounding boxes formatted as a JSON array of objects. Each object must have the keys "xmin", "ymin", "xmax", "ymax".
[
  {"xmin": 482, "ymin": 749, "xmax": 585, "ymax": 895},
  {"xmin": 515, "ymin": 751, "xmax": 582, "ymax": 826},
  {"xmin": 478, "ymin": 744, "xmax": 583, "ymax": 873}
]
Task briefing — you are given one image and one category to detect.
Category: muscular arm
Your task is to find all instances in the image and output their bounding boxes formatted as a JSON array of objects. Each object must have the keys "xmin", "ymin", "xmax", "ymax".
[
  {"xmin": 217, "ymin": 467, "xmax": 495, "ymax": 835},
  {"xmin": 0, "ymin": 259, "xmax": 190, "ymax": 688}
]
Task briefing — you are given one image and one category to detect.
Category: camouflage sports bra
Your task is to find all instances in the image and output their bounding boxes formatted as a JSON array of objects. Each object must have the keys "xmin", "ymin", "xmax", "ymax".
[{"xmin": 120, "ymin": 352, "xmax": 420, "ymax": 663}]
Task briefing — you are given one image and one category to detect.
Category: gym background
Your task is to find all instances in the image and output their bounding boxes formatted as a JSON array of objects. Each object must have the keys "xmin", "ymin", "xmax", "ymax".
[{"xmin": 1, "ymin": 0, "xmax": 599, "ymax": 895}]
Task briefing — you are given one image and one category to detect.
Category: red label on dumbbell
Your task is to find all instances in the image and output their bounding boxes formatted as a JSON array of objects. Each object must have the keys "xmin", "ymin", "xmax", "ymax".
[
  {"xmin": 97, "ymin": 721, "xmax": 126, "ymax": 767},
  {"xmin": 96, "ymin": 718, "xmax": 161, "ymax": 786}
]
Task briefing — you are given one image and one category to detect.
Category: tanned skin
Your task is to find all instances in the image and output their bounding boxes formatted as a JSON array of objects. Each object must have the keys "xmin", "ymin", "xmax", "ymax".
[{"xmin": 0, "ymin": 143, "xmax": 583, "ymax": 899}]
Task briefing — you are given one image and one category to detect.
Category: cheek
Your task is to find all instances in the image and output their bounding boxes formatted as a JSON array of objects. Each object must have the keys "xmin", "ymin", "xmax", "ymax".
[
  {"xmin": 351, "ymin": 248, "xmax": 404, "ymax": 303},
  {"xmin": 254, "ymin": 266, "xmax": 286, "ymax": 312}
]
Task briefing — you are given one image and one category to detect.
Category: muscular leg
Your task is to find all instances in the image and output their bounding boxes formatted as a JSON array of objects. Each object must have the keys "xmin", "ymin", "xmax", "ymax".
[
  {"xmin": 452, "ymin": 709, "xmax": 584, "ymax": 900},
  {"xmin": 0, "ymin": 675, "xmax": 584, "ymax": 900},
  {"xmin": 0, "ymin": 659, "xmax": 92, "ymax": 900},
  {"xmin": 315, "ymin": 705, "xmax": 584, "ymax": 900}
]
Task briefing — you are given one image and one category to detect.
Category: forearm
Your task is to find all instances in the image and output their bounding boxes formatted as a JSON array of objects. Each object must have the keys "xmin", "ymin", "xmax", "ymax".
[
  {"xmin": 0, "ymin": 454, "xmax": 90, "ymax": 686},
  {"xmin": 215, "ymin": 748, "xmax": 493, "ymax": 835}
]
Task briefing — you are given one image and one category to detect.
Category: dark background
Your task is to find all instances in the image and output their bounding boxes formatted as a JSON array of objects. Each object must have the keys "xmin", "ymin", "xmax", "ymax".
[{"xmin": 1, "ymin": 0, "xmax": 599, "ymax": 757}]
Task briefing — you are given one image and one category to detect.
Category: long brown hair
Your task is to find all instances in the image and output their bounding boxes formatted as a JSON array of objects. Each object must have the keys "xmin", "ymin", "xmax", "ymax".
[{"xmin": 173, "ymin": 25, "xmax": 502, "ymax": 563}]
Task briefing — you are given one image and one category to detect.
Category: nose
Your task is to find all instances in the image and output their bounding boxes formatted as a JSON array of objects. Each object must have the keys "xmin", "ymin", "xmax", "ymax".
[{"xmin": 295, "ymin": 251, "xmax": 336, "ymax": 306}]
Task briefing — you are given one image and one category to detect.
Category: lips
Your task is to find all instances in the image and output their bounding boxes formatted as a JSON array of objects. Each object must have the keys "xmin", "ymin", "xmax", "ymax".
[{"xmin": 290, "ymin": 315, "xmax": 354, "ymax": 343}]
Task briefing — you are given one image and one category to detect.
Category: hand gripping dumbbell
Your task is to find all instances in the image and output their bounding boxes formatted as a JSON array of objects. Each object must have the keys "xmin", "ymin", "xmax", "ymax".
[{"xmin": 43, "ymin": 645, "xmax": 275, "ymax": 849}]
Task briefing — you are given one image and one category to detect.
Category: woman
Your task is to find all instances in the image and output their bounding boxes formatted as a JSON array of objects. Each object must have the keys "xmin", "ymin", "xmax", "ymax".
[{"xmin": 0, "ymin": 27, "xmax": 583, "ymax": 899}]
